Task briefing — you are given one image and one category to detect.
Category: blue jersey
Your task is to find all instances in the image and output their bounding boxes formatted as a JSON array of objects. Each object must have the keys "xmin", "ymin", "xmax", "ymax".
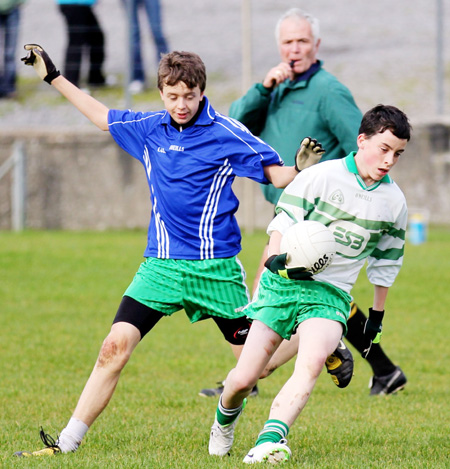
[{"xmin": 108, "ymin": 97, "xmax": 283, "ymax": 260}]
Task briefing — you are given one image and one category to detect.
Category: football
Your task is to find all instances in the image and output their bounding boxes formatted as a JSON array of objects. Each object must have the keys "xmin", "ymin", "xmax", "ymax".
[{"xmin": 280, "ymin": 220, "xmax": 336, "ymax": 274}]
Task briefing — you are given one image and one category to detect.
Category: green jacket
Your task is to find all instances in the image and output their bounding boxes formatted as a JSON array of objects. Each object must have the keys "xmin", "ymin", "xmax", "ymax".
[
  {"xmin": 229, "ymin": 62, "xmax": 362, "ymax": 205},
  {"xmin": 0, "ymin": 0, "xmax": 25, "ymax": 14}
]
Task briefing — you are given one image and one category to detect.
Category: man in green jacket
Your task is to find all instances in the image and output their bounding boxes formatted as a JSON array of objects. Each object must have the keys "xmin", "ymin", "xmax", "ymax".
[{"xmin": 200, "ymin": 7, "xmax": 407, "ymax": 398}]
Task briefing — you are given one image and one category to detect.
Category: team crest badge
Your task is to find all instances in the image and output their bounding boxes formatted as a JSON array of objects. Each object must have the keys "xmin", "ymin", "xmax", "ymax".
[{"xmin": 329, "ymin": 190, "xmax": 344, "ymax": 204}]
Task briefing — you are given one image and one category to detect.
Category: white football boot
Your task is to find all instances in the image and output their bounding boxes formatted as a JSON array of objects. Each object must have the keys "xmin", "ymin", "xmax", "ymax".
[
  {"xmin": 243, "ymin": 440, "xmax": 291, "ymax": 464},
  {"xmin": 208, "ymin": 403, "xmax": 245, "ymax": 456}
]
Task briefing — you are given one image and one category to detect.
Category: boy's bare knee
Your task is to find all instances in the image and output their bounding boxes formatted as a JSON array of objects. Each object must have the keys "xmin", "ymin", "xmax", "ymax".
[
  {"xmin": 229, "ymin": 371, "xmax": 257, "ymax": 394},
  {"xmin": 97, "ymin": 334, "xmax": 131, "ymax": 369},
  {"xmin": 303, "ymin": 354, "xmax": 328, "ymax": 378}
]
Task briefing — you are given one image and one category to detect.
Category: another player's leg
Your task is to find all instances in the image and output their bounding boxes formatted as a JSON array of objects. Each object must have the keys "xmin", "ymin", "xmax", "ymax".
[
  {"xmin": 200, "ymin": 245, "xmax": 272, "ymax": 398},
  {"xmin": 255, "ymin": 238, "xmax": 353, "ymax": 389},
  {"xmin": 199, "ymin": 315, "xmax": 258, "ymax": 398},
  {"xmin": 15, "ymin": 296, "xmax": 163, "ymax": 457},
  {"xmin": 346, "ymin": 303, "xmax": 407, "ymax": 395},
  {"xmin": 199, "ymin": 256, "xmax": 259, "ymax": 399},
  {"xmin": 243, "ymin": 318, "xmax": 342, "ymax": 464},
  {"xmin": 258, "ymin": 329, "xmax": 353, "ymax": 389},
  {"xmin": 209, "ymin": 320, "xmax": 283, "ymax": 457}
]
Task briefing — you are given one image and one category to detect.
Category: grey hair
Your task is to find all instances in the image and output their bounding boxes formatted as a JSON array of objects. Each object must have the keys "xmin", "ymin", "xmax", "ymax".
[{"xmin": 275, "ymin": 8, "xmax": 321, "ymax": 44}]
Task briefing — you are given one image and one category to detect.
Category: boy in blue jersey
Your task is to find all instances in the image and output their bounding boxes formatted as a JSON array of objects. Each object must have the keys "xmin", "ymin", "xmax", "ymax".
[
  {"xmin": 16, "ymin": 45, "xmax": 321, "ymax": 457},
  {"xmin": 208, "ymin": 105, "xmax": 412, "ymax": 463}
]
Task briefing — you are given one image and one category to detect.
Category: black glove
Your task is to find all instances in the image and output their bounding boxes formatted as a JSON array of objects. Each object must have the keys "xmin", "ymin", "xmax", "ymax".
[
  {"xmin": 264, "ymin": 253, "xmax": 313, "ymax": 281},
  {"xmin": 21, "ymin": 44, "xmax": 60, "ymax": 84},
  {"xmin": 294, "ymin": 137, "xmax": 326, "ymax": 172},
  {"xmin": 361, "ymin": 308, "xmax": 384, "ymax": 358}
]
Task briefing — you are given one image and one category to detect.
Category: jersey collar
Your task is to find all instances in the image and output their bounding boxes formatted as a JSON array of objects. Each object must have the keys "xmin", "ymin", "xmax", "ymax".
[{"xmin": 344, "ymin": 152, "xmax": 392, "ymax": 191}]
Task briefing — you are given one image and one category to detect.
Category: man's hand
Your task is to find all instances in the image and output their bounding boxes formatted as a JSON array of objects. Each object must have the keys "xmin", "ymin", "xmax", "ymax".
[
  {"xmin": 361, "ymin": 308, "xmax": 384, "ymax": 358},
  {"xmin": 264, "ymin": 253, "xmax": 313, "ymax": 281},
  {"xmin": 262, "ymin": 62, "xmax": 293, "ymax": 89},
  {"xmin": 294, "ymin": 137, "xmax": 326, "ymax": 172},
  {"xmin": 21, "ymin": 44, "xmax": 60, "ymax": 84}
]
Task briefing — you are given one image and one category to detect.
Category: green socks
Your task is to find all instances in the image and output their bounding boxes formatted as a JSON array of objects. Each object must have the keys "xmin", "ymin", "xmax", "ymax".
[
  {"xmin": 216, "ymin": 397, "xmax": 246, "ymax": 426},
  {"xmin": 255, "ymin": 419, "xmax": 289, "ymax": 445}
]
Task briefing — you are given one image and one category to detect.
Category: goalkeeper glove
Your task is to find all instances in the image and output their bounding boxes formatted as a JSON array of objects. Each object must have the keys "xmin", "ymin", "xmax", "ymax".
[
  {"xmin": 294, "ymin": 137, "xmax": 326, "ymax": 172},
  {"xmin": 21, "ymin": 44, "xmax": 60, "ymax": 84},
  {"xmin": 264, "ymin": 253, "xmax": 313, "ymax": 281},
  {"xmin": 361, "ymin": 308, "xmax": 384, "ymax": 358}
]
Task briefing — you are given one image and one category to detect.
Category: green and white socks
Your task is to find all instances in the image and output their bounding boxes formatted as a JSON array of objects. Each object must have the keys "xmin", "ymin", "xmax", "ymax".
[
  {"xmin": 216, "ymin": 397, "xmax": 246, "ymax": 426},
  {"xmin": 255, "ymin": 419, "xmax": 289, "ymax": 445}
]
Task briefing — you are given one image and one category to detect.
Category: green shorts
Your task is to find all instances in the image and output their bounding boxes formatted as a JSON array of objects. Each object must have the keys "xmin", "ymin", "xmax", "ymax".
[
  {"xmin": 245, "ymin": 270, "xmax": 351, "ymax": 340},
  {"xmin": 124, "ymin": 256, "xmax": 250, "ymax": 323}
]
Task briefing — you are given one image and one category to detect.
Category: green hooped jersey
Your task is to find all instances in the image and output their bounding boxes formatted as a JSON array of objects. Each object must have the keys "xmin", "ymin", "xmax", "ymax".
[{"xmin": 269, "ymin": 153, "xmax": 407, "ymax": 294}]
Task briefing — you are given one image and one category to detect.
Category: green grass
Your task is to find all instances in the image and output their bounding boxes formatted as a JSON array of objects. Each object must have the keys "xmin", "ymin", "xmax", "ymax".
[{"xmin": 1, "ymin": 227, "xmax": 449, "ymax": 468}]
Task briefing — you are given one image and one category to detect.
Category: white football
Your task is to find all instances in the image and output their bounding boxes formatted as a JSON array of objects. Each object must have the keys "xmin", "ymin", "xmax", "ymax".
[{"xmin": 280, "ymin": 221, "xmax": 336, "ymax": 274}]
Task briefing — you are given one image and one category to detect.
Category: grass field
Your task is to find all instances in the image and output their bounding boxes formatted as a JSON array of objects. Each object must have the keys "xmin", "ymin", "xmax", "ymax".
[{"xmin": 1, "ymin": 227, "xmax": 449, "ymax": 468}]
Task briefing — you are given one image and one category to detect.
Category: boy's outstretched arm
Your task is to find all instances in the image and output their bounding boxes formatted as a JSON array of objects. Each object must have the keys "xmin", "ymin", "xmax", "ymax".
[
  {"xmin": 22, "ymin": 44, "xmax": 110, "ymax": 131},
  {"xmin": 52, "ymin": 76, "xmax": 110, "ymax": 131}
]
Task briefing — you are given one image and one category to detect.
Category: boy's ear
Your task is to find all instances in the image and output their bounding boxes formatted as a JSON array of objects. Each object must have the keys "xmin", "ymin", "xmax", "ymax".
[{"xmin": 356, "ymin": 133, "xmax": 366, "ymax": 149}]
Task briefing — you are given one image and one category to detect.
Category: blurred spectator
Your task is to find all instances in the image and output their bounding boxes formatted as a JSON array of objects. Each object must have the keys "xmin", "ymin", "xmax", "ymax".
[
  {"xmin": 0, "ymin": 0, "xmax": 26, "ymax": 98},
  {"xmin": 122, "ymin": 0, "xmax": 169, "ymax": 94},
  {"xmin": 56, "ymin": 0, "xmax": 106, "ymax": 87}
]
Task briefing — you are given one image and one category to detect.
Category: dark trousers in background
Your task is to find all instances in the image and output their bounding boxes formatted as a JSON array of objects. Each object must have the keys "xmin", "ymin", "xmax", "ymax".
[
  {"xmin": 59, "ymin": 4, "xmax": 105, "ymax": 87},
  {"xmin": 0, "ymin": 7, "xmax": 20, "ymax": 96}
]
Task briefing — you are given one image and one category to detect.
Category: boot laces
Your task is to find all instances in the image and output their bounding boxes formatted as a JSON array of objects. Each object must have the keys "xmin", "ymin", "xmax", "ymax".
[{"xmin": 39, "ymin": 427, "xmax": 60, "ymax": 449}]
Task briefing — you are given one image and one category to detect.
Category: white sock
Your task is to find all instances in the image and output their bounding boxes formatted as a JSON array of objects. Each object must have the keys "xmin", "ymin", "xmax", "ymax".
[{"xmin": 57, "ymin": 418, "xmax": 89, "ymax": 453}]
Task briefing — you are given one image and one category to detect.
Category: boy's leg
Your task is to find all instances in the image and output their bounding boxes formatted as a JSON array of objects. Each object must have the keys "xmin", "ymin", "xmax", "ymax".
[
  {"xmin": 15, "ymin": 296, "xmax": 164, "ymax": 457},
  {"xmin": 268, "ymin": 318, "xmax": 342, "ymax": 426},
  {"xmin": 222, "ymin": 320, "xmax": 283, "ymax": 409},
  {"xmin": 15, "ymin": 321, "xmax": 141, "ymax": 457},
  {"xmin": 199, "ymin": 240, "xmax": 350, "ymax": 394},
  {"xmin": 70, "ymin": 322, "xmax": 141, "ymax": 427},
  {"xmin": 261, "ymin": 329, "xmax": 354, "ymax": 389},
  {"xmin": 209, "ymin": 320, "xmax": 283, "ymax": 457},
  {"xmin": 198, "ymin": 322, "xmax": 259, "ymax": 398},
  {"xmin": 346, "ymin": 303, "xmax": 407, "ymax": 394},
  {"xmin": 243, "ymin": 318, "xmax": 342, "ymax": 464}
]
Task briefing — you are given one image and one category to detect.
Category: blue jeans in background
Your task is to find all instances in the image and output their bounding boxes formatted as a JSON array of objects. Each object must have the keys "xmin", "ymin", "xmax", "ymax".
[{"xmin": 123, "ymin": 0, "xmax": 169, "ymax": 83}]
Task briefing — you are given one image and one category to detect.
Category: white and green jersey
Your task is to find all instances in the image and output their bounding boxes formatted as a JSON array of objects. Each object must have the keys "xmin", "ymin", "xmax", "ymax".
[{"xmin": 269, "ymin": 152, "xmax": 407, "ymax": 295}]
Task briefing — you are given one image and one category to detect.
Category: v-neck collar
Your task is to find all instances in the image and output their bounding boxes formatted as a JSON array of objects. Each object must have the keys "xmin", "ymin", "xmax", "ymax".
[{"xmin": 344, "ymin": 152, "xmax": 392, "ymax": 191}]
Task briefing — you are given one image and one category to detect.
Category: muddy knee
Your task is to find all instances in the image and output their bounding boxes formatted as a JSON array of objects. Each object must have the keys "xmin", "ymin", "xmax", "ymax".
[{"xmin": 97, "ymin": 335, "xmax": 132, "ymax": 370}]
